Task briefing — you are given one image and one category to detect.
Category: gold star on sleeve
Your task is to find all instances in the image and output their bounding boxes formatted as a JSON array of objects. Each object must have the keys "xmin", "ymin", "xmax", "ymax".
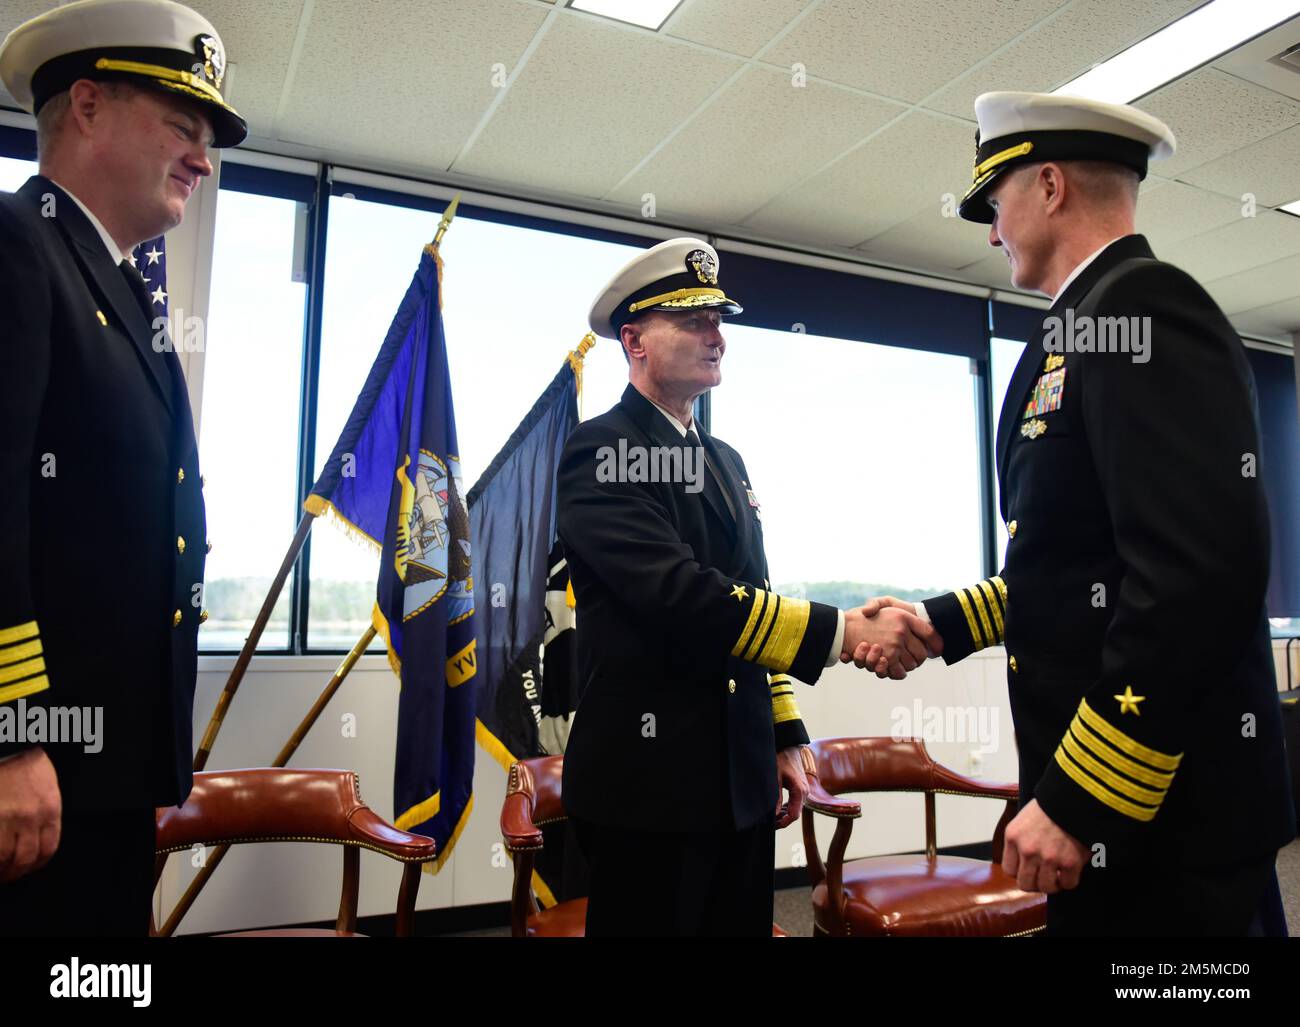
[
  {"xmin": 730, "ymin": 584, "xmax": 749, "ymax": 602},
  {"xmin": 1113, "ymin": 686, "xmax": 1145, "ymax": 716}
]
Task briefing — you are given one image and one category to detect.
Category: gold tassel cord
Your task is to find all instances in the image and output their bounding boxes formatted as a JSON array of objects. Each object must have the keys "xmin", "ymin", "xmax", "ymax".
[{"xmin": 568, "ymin": 332, "xmax": 596, "ymax": 420}]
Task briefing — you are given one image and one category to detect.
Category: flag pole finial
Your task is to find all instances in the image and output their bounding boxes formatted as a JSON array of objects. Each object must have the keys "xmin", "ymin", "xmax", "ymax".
[{"xmin": 425, "ymin": 193, "xmax": 462, "ymax": 256}]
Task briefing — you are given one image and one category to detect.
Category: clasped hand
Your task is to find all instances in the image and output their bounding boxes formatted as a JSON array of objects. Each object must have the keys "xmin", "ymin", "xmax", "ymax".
[{"xmin": 838, "ymin": 596, "xmax": 942, "ymax": 679}]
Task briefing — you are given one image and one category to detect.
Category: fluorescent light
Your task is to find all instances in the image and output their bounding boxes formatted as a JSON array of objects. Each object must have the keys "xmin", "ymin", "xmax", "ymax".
[
  {"xmin": 1280, "ymin": 200, "xmax": 1300, "ymax": 218},
  {"xmin": 569, "ymin": 0, "xmax": 681, "ymax": 30},
  {"xmin": 1053, "ymin": 0, "xmax": 1300, "ymax": 103}
]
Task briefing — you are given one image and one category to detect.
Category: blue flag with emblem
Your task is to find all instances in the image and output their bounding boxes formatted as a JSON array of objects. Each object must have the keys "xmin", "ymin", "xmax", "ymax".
[{"xmin": 305, "ymin": 244, "xmax": 476, "ymax": 869}]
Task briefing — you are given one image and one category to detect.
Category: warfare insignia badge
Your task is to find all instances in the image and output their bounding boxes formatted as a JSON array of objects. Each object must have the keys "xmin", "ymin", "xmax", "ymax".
[
  {"xmin": 686, "ymin": 248, "xmax": 718, "ymax": 285},
  {"xmin": 1044, "ymin": 354, "xmax": 1065, "ymax": 372},
  {"xmin": 196, "ymin": 34, "xmax": 226, "ymax": 89},
  {"xmin": 1020, "ymin": 418, "xmax": 1047, "ymax": 440}
]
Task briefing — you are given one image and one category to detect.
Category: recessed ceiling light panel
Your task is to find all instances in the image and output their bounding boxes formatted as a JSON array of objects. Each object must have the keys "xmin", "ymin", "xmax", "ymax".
[{"xmin": 569, "ymin": 0, "xmax": 682, "ymax": 31}]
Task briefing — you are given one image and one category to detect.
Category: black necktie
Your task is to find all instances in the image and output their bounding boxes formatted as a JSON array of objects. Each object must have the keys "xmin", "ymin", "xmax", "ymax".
[
  {"xmin": 687, "ymin": 428, "xmax": 736, "ymax": 523},
  {"xmin": 119, "ymin": 259, "xmax": 156, "ymax": 321}
]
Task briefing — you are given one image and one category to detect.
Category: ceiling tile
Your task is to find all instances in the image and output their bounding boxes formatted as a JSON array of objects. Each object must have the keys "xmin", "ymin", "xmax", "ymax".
[
  {"xmin": 452, "ymin": 13, "xmax": 743, "ymax": 198},
  {"xmin": 667, "ymin": 0, "xmax": 813, "ymax": 59},
  {"xmin": 607, "ymin": 66, "xmax": 902, "ymax": 223},
  {"xmin": 1157, "ymin": 208, "xmax": 1300, "ymax": 283},
  {"xmin": 1230, "ymin": 297, "xmax": 1300, "ymax": 337},
  {"xmin": 764, "ymin": 0, "xmax": 1066, "ymax": 104},
  {"xmin": 858, "ymin": 204, "xmax": 994, "ymax": 271},
  {"xmin": 1180, "ymin": 123, "xmax": 1300, "ymax": 207},
  {"xmin": 194, "ymin": 0, "xmax": 305, "ymax": 140},
  {"xmin": 1203, "ymin": 252, "xmax": 1300, "ymax": 316},
  {"xmin": 1136, "ymin": 180, "xmax": 1243, "ymax": 251},
  {"xmin": 1136, "ymin": 68, "xmax": 1300, "ymax": 178},
  {"xmin": 958, "ymin": 251, "xmax": 1017, "ymax": 290},
  {"xmin": 279, "ymin": 0, "xmax": 548, "ymax": 171},
  {"xmin": 924, "ymin": 0, "xmax": 1202, "ymax": 120},
  {"xmin": 742, "ymin": 109, "xmax": 975, "ymax": 247}
]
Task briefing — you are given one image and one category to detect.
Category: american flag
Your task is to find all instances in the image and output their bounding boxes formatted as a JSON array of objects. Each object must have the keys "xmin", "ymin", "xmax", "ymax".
[{"xmin": 128, "ymin": 235, "xmax": 168, "ymax": 321}]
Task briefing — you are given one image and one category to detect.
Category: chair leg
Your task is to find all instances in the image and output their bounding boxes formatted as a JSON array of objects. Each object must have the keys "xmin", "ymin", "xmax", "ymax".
[
  {"xmin": 395, "ymin": 863, "xmax": 422, "ymax": 937},
  {"xmin": 337, "ymin": 846, "xmax": 360, "ymax": 934}
]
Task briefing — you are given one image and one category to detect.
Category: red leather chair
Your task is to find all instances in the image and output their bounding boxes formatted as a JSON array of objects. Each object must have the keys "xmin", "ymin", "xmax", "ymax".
[
  {"xmin": 801, "ymin": 739, "xmax": 1046, "ymax": 937},
  {"xmin": 154, "ymin": 768, "xmax": 437, "ymax": 936},
  {"xmin": 499, "ymin": 755, "xmax": 788, "ymax": 937}
]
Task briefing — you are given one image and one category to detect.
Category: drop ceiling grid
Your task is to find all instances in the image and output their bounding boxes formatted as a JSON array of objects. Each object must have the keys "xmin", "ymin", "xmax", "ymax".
[
  {"xmin": 921, "ymin": 0, "xmax": 1205, "ymax": 119},
  {"xmin": 448, "ymin": 13, "xmax": 746, "ymax": 197},
  {"xmin": 605, "ymin": 65, "xmax": 905, "ymax": 225},
  {"xmin": 275, "ymin": 0, "xmax": 548, "ymax": 171},
  {"xmin": 1179, "ymin": 122, "xmax": 1300, "ymax": 207},
  {"xmin": 1204, "ymin": 251, "xmax": 1300, "ymax": 315},
  {"xmin": 1156, "ymin": 208, "xmax": 1300, "ymax": 283},
  {"xmin": 760, "ymin": 0, "xmax": 1068, "ymax": 102},
  {"xmin": 740, "ymin": 108, "xmax": 980, "ymax": 248},
  {"xmin": 666, "ymin": 0, "xmax": 817, "ymax": 59},
  {"xmin": 1135, "ymin": 67, "xmax": 1300, "ymax": 178}
]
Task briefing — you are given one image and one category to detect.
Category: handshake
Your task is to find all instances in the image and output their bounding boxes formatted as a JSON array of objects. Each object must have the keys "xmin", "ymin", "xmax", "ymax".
[{"xmin": 838, "ymin": 597, "xmax": 943, "ymax": 679}]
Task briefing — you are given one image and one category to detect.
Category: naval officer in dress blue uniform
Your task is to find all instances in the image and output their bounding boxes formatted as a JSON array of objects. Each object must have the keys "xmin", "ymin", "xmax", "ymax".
[
  {"xmin": 854, "ymin": 91, "xmax": 1295, "ymax": 936},
  {"xmin": 0, "ymin": 0, "xmax": 246, "ymax": 936}
]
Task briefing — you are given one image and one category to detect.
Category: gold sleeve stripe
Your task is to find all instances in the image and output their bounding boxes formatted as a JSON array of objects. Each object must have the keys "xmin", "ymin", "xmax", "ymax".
[
  {"xmin": 1079, "ymin": 699, "xmax": 1181, "ymax": 771},
  {"xmin": 760, "ymin": 597, "xmax": 811, "ymax": 673},
  {"xmin": 1071, "ymin": 717, "xmax": 1176, "ymax": 790},
  {"xmin": 768, "ymin": 673, "xmax": 792, "ymax": 687},
  {"xmin": 970, "ymin": 582, "xmax": 1001, "ymax": 644},
  {"xmin": 769, "ymin": 685, "xmax": 795, "ymax": 696},
  {"xmin": 0, "ymin": 656, "xmax": 45, "ymax": 686},
  {"xmin": 0, "ymin": 673, "xmax": 50, "ymax": 705},
  {"xmin": 954, "ymin": 588, "xmax": 987, "ymax": 650},
  {"xmin": 1053, "ymin": 748, "xmax": 1158, "ymax": 822},
  {"xmin": 734, "ymin": 589, "xmax": 776, "ymax": 661},
  {"xmin": 0, "ymin": 638, "xmax": 42, "ymax": 667},
  {"xmin": 751, "ymin": 594, "xmax": 783, "ymax": 662},
  {"xmin": 991, "ymin": 575, "xmax": 1007, "ymax": 604},
  {"xmin": 1059, "ymin": 731, "xmax": 1167, "ymax": 806},
  {"xmin": 771, "ymin": 692, "xmax": 802, "ymax": 725},
  {"xmin": 968, "ymin": 586, "xmax": 995, "ymax": 644},
  {"xmin": 0, "ymin": 621, "xmax": 39, "ymax": 647},
  {"xmin": 976, "ymin": 579, "xmax": 1004, "ymax": 636}
]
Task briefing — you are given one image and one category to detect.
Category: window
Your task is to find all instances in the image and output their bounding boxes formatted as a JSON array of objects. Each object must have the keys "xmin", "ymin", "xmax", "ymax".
[
  {"xmin": 0, "ymin": 154, "xmax": 37, "ymax": 192},
  {"xmin": 308, "ymin": 192, "xmax": 642, "ymax": 648},
  {"xmin": 710, "ymin": 324, "xmax": 984, "ymax": 608},
  {"xmin": 197, "ymin": 186, "xmax": 309, "ymax": 649}
]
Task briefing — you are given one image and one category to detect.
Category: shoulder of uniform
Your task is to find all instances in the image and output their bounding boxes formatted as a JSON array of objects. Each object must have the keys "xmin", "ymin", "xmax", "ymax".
[{"xmin": 1094, "ymin": 256, "xmax": 1215, "ymax": 312}]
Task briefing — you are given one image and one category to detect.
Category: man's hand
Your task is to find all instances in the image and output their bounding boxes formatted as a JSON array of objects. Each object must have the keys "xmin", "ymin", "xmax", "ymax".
[
  {"xmin": 840, "ymin": 603, "xmax": 941, "ymax": 679},
  {"xmin": 0, "ymin": 746, "xmax": 62, "ymax": 882},
  {"xmin": 775, "ymin": 746, "xmax": 808, "ymax": 830},
  {"xmin": 844, "ymin": 597, "xmax": 944, "ymax": 678},
  {"xmin": 1001, "ymin": 799, "xmax": 1087, "ymax": 894}
]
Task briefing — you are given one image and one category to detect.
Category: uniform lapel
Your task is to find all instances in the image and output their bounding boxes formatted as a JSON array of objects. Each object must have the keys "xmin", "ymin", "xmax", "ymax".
[
  {"xmin": 617, "ymin": 384, "xmax": 741, "ymax": 548},
  {"xmin": 695, "ymin": 422, "xmax": 752, "ymax": 574},
  {"xmin": 20, "ymin": 176, "xmax": 174, "ymax": 415},
  {"xmin": 994, "ymin": 234, "xmax": 1155, "ymax": 488}
]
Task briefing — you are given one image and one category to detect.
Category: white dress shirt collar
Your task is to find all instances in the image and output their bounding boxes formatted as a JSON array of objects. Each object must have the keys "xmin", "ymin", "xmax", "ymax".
[
  {"xmin": 1052, "ymin": 236, "xmax": 1124, "ymax": 305},
  {"xmin": 635, "ymin": 386, "xmax": 694, "ymax": 438}
]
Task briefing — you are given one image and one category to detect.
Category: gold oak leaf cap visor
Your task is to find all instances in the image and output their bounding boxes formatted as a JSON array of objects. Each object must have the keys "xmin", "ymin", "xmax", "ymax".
[
  {"xmin": 588, "ymin": 236, "xmax": 743, "ymax": 340},
  {"xmin": 959, "ymin": 91, "xmax": 1175, "ymax": 224},
  {"xmin": 0, "ymin": 0, "xmax": 247, "ymax": 147}
]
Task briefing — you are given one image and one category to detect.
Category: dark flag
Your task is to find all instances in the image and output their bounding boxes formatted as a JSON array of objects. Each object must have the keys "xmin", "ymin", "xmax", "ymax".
[
  {"xmin": 305, "ymin": 246, "xmax": 476, "ymax": 869},
  {"xmin": 467, "ymin": 339, "xmax": 592, "ymax": 907}
]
